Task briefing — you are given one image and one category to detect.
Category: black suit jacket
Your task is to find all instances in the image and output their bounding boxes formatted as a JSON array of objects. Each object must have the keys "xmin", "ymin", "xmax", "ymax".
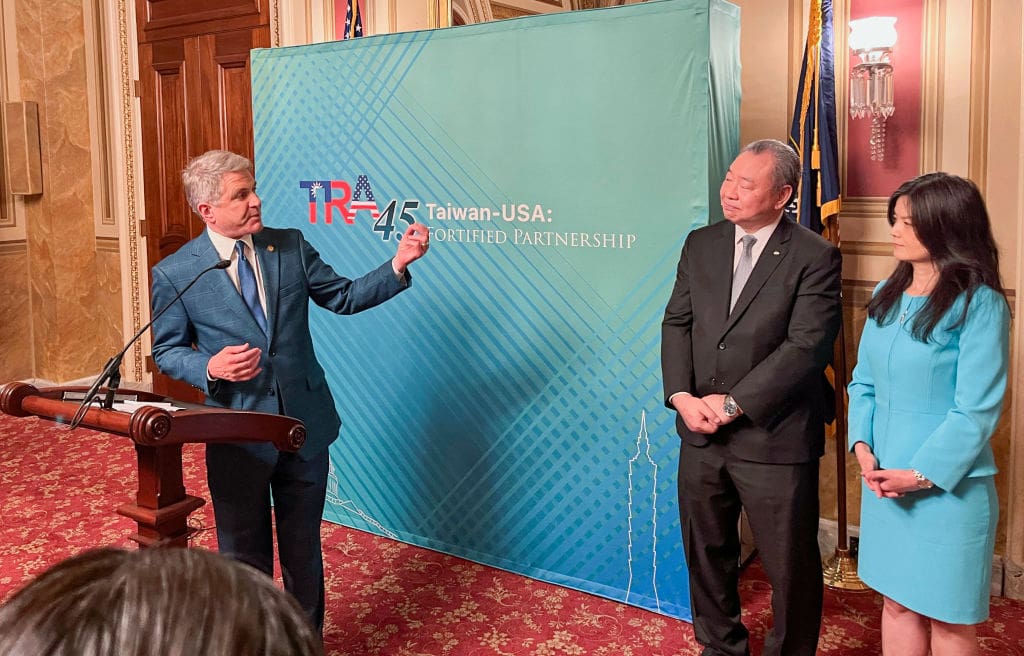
[{"xmin": 661, "ymin": 217, "xmax": 842, "ymax": 464}]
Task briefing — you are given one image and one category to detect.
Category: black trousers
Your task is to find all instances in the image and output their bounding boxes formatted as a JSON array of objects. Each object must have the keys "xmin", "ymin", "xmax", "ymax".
[
  {"xmin": 206, "ymin": 442, "xmax": 330, "ymax": 634},
  {"xmin": 678, "ymin": 440, "xmax": 822, "ymax": 656}
]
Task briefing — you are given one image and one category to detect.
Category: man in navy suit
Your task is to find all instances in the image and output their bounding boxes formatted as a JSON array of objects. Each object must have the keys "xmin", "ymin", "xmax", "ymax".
[
  {"xmin": 661, "ymin": 140, "xmax": 841, "ymax": 656},
  {"xmin": 151, "ymin": 149, "xmax": 430, "ymax": 633}
]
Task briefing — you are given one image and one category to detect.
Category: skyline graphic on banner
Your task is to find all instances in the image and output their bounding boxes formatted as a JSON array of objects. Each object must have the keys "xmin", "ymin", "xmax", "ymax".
[
  {"xmin": 326, "ymin": 461, "xmax": 398, "ymax": 540},
  {"xmin": 626, "ymin": 410, "xmax": 662, "ymax": 611}
]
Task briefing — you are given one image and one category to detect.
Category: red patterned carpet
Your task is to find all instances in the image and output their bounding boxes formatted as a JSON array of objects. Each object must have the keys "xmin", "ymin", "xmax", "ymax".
[{"xmin": 3, "ymin": 414, "xmax": 1024, "ymax": 655}]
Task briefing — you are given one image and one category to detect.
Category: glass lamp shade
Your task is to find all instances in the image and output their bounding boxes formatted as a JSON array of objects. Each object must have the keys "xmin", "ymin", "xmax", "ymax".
[{"xmin": 849, "ymin": 16, "xmax": 897, "ymax": 52}]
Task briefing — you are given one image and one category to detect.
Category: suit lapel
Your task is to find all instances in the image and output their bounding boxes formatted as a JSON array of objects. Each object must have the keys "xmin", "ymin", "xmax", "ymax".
[
  {"xmin": 711, "ymin": 222, "xmax": 737, "ymax": 322},
  {"xmin": 253, "ymin": 231, "xmax": 280, "ymax": 343},
  {"xmin": 191, "ymin": 234, "xmax": 238, "ymax": 303},
  {"xmin": 193, "ymin": 232, "xmax": 268, "ymax": 341},
  {"xmin": 722, "ymin": 219, "xmax": 793, "ymax": 333}
]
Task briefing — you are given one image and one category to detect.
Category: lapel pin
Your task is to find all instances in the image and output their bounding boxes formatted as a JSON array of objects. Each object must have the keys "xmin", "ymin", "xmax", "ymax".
[
  {"xmin": 773, "ymin": 250, "xmax": 780, "ymax": 255},
  {"xmin": 267, "ymin": 245, "xmax": 275, "ymax": 252}
]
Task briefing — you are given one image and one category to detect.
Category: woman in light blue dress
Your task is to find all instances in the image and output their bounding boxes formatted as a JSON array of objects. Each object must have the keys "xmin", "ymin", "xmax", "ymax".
[{"xmin": 847, "ymin": 172, "xmax": 1010, "ymax": 656}]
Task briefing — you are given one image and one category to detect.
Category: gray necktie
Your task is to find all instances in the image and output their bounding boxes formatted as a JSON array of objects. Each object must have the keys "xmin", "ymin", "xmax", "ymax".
[{"xmin": 729, "ymin": 235, "xmax": 757, "ymax": 313}]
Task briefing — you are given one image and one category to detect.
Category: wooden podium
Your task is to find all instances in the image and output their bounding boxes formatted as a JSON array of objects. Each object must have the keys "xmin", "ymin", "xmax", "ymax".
[{"xmin": 0, "ymin": 382, "xmax": 306, "ymax": 548}]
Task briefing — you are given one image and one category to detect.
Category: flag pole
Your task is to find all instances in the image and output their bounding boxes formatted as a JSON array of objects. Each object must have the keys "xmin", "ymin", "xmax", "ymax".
[
  {"xmin": 821, "ymin": 222, "xmax": 869, "ymax": 591},
  {"xmin": 789, "ymin": 0, "xmax": 868, "ymax": 589}
]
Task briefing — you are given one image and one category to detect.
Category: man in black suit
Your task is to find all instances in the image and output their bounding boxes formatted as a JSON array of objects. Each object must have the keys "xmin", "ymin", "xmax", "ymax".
[{"xmin": 661, "ymin": 139, "xmax": 842, "ymax": 656}]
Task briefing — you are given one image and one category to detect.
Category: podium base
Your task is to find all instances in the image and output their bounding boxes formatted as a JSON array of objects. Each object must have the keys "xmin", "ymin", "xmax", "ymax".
[{"xmin": 823, "ymin": 548, "xmax": 871, "ymax": 591}]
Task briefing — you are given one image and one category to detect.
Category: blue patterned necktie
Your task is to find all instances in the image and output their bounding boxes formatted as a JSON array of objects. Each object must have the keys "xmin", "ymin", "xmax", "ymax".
[
  {"xmin": 729, "ymin": 235, "xmax": 757, "ymax": 314},
  {"xmin": 235, "ymin": 240, "xmax": 268, "ymax": 334}
]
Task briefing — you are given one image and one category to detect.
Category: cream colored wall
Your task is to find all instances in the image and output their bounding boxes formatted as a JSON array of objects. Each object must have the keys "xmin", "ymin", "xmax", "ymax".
[
  {"xmin": 985, "ymin": 1, "xmax": 1021, "ymax": 287},
  {"xmin": 363, "ymin": 0, "xmax": 448, "ymax": 34},
  {"xmin": 729, "ymin": 0, "xmax": 802, "ymax": 147}
]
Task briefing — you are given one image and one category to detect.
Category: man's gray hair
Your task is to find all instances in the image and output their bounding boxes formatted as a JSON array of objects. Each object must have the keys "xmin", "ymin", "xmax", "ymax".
[
  {"xmin": 181, "ymin": 150, "xmax": 254, "ymax": 215},
  {"xmin": 741, "ymin": 139, "xmax": 799, "ymax": 198}
]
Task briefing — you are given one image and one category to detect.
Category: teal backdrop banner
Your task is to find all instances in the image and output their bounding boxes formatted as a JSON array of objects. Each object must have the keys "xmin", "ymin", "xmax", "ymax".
[{"xmin": 252, "ymin": 0, "xmax": 740, "ymax": 621}]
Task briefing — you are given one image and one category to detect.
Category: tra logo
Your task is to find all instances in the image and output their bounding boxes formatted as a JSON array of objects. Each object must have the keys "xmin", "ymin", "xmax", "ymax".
[
  {"xmin": 299, "ymin": 175, "xmax": 419, "ymax": 241},
  {"xmin": 299, "ymin": 175, "xmax": 380, "ymax": 225}
]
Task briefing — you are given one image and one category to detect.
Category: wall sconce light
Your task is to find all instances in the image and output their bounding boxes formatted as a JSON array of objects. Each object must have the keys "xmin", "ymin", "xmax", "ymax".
[{"xmin": 849, "ymin": 16, "xmax": 897, "ymax": 161}]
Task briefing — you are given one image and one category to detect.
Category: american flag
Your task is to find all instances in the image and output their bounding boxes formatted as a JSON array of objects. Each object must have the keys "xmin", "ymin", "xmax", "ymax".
[{"xmin": 343, "ymin": 0, "xmax": 363, "ymax": 39}]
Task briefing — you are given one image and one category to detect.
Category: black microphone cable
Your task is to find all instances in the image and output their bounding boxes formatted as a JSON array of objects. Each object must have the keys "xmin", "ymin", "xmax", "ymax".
[{"xmin": 68, "ymin": 259, "xmax": 231, "ymax": 429}]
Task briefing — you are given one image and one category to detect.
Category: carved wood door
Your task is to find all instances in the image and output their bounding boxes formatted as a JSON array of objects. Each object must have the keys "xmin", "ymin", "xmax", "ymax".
[{"xmin": 136, "ymin": 0, "xmax": 270, "ymax": 398}]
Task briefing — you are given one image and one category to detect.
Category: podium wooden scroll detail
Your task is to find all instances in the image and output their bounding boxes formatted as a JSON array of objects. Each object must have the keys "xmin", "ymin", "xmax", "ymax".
[{"xmin": 0, "ymin": 382, "xmax": 306, "ymax": 548}]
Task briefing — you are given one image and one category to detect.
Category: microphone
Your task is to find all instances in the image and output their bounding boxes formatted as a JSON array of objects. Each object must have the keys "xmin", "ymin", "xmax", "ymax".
[{"xmin": 69, "ymin": 259, "xmax": 231, "ymax": 429}]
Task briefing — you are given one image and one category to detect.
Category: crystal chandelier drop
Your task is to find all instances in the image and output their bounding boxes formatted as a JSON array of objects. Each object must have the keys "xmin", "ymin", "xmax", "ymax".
[{"xmin": 849, "ymin": 17, "xmax": 897, "ymax": 162}]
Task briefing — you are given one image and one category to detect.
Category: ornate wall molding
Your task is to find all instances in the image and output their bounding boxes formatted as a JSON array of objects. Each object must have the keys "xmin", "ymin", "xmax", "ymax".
[
  {"xmin": 840, "ymin": 240, "xmax": 893, "ymax": 258},
  {"xmin": 271, "ymin": 0, "xmax": 280, "ymax": 46},
  {"xmin": 0, "ymin": 240, "xmax": 26, "ymax": 255},
  {"xmin": 968, "ymin": 0, "xmax": 989, "ymax": 188},
  {"xmin": 919, "ymin": 0, "xmax": 944, "ymax": 172},
  {"xmin": 1004, "ymin": 0, "xmax": 1024, "ymax": 597},
  {"xmin": 0, "ymin": 0, "xmax": 25, "ymax": 241},
  {"xmin": 84, "ymin": 0, "xmax": 117, "ymax": 241},
  {"xmin": 428, "ymin": 0, "xmax": 451, "ymax": 27},
  {"xmin": 102, "ymin": 0, "xmax": 146, "ymax": 383},
  {"xmin": 839, "ymin": 196, "xmax": 888, "ymax": 217},
  {"xmin": 95, "ymin": 236, "xmax": 120, "ymax": 253},
  {"xmin": 492, "ymin": 0, "xmax": 571, "ymax": 13},
  {"xmin": 452, "ymin": 0, "xmax": 493, "ymax": 24}
]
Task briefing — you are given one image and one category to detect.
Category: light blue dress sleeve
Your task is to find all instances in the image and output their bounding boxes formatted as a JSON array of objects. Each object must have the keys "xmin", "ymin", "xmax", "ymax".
[
  {"xmin": 846, "ymin": 281, "xmax": 885, "ymax": 452},
  {"xmin": 909, "ymin": 286, "xmax": 1010, "ymax": 490}
]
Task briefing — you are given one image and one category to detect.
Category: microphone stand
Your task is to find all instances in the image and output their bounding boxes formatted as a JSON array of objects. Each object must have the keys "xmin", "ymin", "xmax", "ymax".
[{"xmin": 68, "ymin": 259, "xmax": 231, "ymax": 429}]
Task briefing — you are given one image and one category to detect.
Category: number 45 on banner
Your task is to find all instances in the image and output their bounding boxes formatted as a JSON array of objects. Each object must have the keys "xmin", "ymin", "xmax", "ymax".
[{"xmin": 374, "ymin": 200, "xmax": 419, "ymax": 241}]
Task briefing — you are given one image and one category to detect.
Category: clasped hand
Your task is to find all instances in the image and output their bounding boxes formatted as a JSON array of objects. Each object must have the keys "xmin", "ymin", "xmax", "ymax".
[
  {"xmin": 853, "ymin": 442, "xmax": 922, "ymax": 498},
  {"xmin": 673, "ymin": 393, "xmax": 739, "ymax": 434}
]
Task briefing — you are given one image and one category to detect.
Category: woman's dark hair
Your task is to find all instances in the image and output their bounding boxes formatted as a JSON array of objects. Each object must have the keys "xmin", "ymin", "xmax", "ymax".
[
  {"xmin": 0, "ymin": 547, "xmax": 324, "ymax": 656},
  {"xmin": 868, "ymin": 172, "xmax": 1005, "ymax": 341}
]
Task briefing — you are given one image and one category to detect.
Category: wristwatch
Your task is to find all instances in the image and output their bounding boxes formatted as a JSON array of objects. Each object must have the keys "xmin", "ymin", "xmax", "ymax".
[
  {"xmin": 722, "ymin": 394, "xmax": 739, "ymax": 418},
  {"xmin": 912, "ymin": 469, "xmax": 934, "ymax": 489}
]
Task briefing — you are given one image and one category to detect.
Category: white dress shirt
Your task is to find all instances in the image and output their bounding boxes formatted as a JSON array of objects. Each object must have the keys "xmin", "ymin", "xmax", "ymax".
[{"xmin": 206, "ymin": 228, "xmax": 268, "ymax": 317}]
